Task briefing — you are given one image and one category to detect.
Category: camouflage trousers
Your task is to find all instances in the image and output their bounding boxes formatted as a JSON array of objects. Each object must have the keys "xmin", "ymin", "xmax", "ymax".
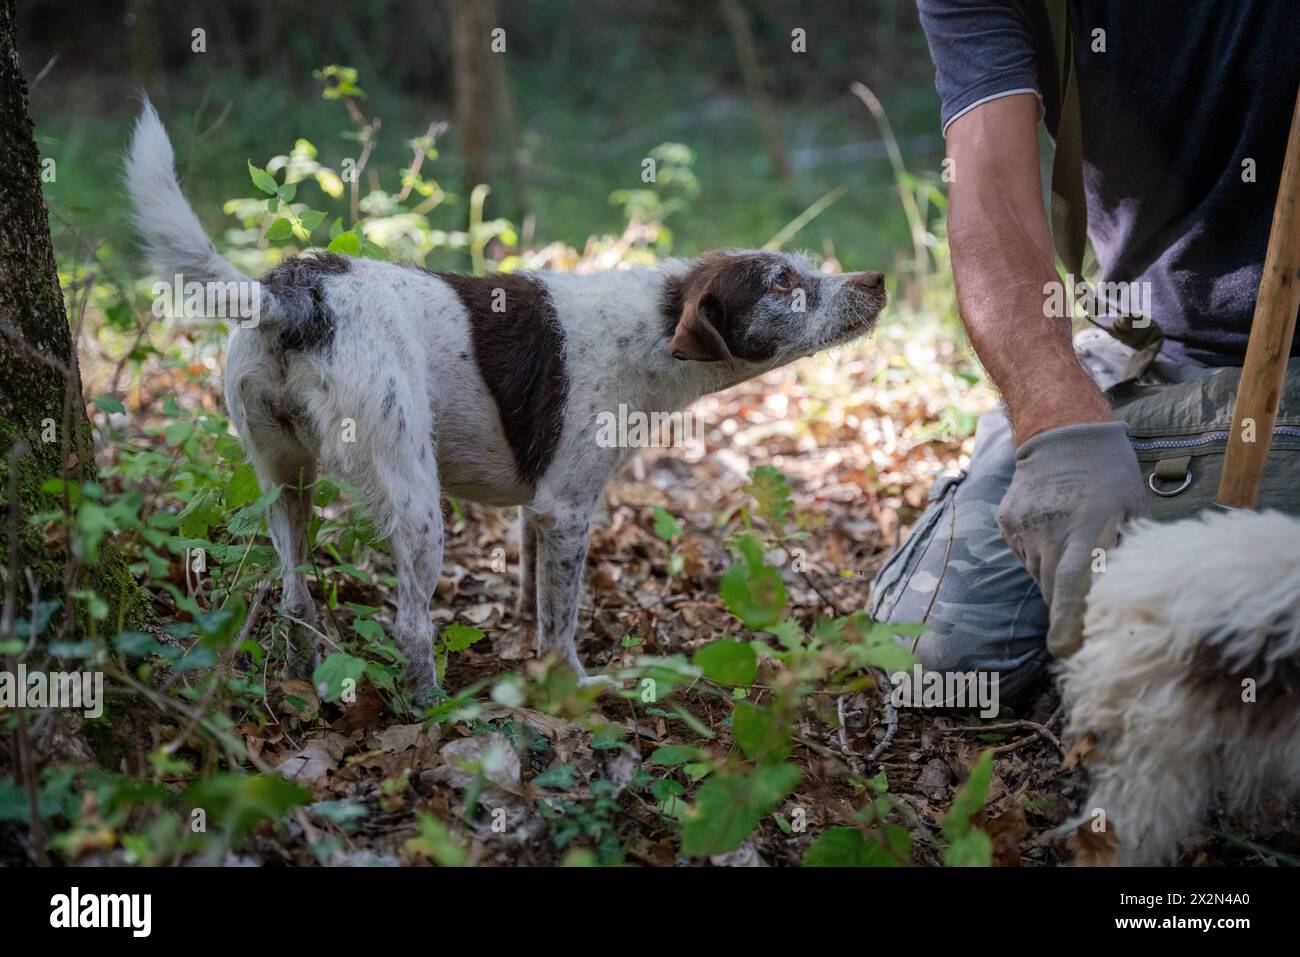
[{"xmin": 868, "ymin": 329, "xmax": 1213, "ymax": 702}]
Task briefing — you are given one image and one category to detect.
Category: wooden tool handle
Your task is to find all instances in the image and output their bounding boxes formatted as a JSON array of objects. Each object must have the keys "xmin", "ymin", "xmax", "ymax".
[{"xmin": 1218, "ymin": 87, "xmax": 1300, "ymax": 509}]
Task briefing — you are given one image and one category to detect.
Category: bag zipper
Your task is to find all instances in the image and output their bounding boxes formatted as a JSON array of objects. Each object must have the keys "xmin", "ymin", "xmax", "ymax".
[{"xmin": 1130, "ymin": 425, "xmax": 1300, "ymax": 452}]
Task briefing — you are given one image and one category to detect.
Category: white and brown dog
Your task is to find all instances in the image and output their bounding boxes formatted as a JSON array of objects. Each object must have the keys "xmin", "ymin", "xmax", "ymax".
[{"xmin": 125, "ymin": 103, "xmax": 886, "ymax": 703}]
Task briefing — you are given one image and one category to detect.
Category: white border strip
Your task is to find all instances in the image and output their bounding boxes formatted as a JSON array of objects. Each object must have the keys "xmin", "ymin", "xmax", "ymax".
[{"xmin": 941, "ymin": 87, "xmax": 1042, "ymax": 137}]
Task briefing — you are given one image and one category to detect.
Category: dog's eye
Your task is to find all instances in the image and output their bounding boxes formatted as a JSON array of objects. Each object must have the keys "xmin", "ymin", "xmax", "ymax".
[{"xmin": 772, "ymin": 270, "xmax": 794, "ymax": 292}]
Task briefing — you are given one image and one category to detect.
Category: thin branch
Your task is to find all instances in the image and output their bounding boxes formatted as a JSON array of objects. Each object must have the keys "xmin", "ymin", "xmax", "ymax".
[
  {"xmin": 801, "ymin": 566, "xmax": 848, "ymax": 617},
  {"xmin": 836, "ymin": 694, "xmax": 862, "ymax": 774},
  {"xmin": 109, "ymin": 664, "xmax": 322, "ymax": 848},
  {"xmin": 945, "ymin": 718, "xmax": 1063, "ymax": 754},
  {"xmin": 394, "ymin": 120, "xmax": 448, "ymax": 204},
  {"xmin": 29, "ymin": 52, "xmax": 59, "ymax": 91},
  {"xmin": 162, "ymin": 582, "xmax": 269, "ymax": 757},
  {"xmin": 867, "ymin": 669, "xmax": 899, "ymax": 765}
]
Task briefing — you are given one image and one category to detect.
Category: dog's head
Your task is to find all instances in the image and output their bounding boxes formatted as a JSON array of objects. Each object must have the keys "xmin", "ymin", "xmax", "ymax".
[{"xmin": 663, "ymin": 250, "xmax": 885, "ymax": 371}]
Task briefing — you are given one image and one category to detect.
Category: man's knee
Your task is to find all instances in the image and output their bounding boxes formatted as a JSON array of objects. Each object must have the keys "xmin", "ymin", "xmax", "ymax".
[
  {"xmin": 870, "ymin": 403, "xmax": 1052, "ymax": 707},
  {"xmin": 910, "ymin": 626, "xmax": 1052, "ymax": 707}
]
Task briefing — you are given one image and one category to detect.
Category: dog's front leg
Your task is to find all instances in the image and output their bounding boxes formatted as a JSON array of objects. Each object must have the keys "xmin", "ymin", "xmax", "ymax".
[
  {"xmin": 533, "ymin": 505, "xmax": 597, "ymax": 682},
  {"xmin": 517, "ymin": 507, "xmax": 540, "ymax": 653}
]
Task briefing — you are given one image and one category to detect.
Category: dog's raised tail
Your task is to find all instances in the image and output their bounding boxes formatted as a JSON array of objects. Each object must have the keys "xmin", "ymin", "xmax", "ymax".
[{"xmin": 125, "ymin": 98, "xmax": 256, "ymax": 298}]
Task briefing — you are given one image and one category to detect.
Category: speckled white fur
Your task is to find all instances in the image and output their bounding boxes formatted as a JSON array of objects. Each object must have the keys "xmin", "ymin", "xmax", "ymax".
[{"xmin": 125, "ymin": 102, "xmax": 885, "ymax": 703}]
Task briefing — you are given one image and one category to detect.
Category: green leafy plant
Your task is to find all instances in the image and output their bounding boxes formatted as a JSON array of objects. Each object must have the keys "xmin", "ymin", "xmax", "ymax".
[
  {"xmin": 540, "ymin": 778, "xmax": 624, "ymax": 865},
  {"xmin": 405, "ymin": 812, "xmax": 468, "ymax": 866},
  {"xmin": 609, "ymin": 142, "xmax": 699, "ymax": 252},
  {"xmin": 651, "ymin": 505, "xmax": 685, "ymax": 577},
  {"xmin": 670, "ymin": 465, "xmax": 935, "ymax": 861},
  {"xmin": 942, "ymin": 750, "xmax": 995, "ymax": 867},
  {"xmin": 802, "ymin": 770, "xmax": 913, "ymax": 866},
  {"xmin": 681, "ymin": 763, "xmax": 801, "ymax": 857},
  {"xmin": 435, "ymin": 621, "xmax": 487, "ymax": 685}
]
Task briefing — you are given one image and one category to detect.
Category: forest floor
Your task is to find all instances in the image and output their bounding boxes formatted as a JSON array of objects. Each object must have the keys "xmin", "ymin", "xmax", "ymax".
[
  {"xmin": 262, "ymin": 325, "xmax": 1079, "ymax": 867},
  {"xmin": 51, "ymin": 291, "xmax": 1296, "ymax": 869},
  {"xmin": 18, "ymin": 35, "xmax": 1295, "ymax": 870}
]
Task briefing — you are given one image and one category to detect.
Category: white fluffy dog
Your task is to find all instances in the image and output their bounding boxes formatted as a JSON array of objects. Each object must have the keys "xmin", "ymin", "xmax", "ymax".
[{"xmin": 1059, "ymin": 508, "xmax": 1300, "ymax": 865}]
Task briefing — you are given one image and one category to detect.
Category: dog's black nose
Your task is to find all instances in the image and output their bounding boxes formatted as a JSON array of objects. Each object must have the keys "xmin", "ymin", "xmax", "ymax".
[{"xmin": 855, "ymin": 271, "xmax": 885, "ymax": 293}]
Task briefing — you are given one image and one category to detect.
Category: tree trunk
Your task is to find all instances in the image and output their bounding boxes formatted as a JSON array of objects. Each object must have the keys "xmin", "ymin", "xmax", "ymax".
[
  {"xmin": 488, "ymin": 0, "xmax": 529, "ymax": 223},
  {"xmin": 0, "ymin": 0, "xmax": 149, "ymax": 641},
  {"xmin": 451, "ymin": 0, "xmax": 493, "ymax": 199},
  {"xmin": 720, "ymin": 0, "xmax": 793, "ymax": 186}
]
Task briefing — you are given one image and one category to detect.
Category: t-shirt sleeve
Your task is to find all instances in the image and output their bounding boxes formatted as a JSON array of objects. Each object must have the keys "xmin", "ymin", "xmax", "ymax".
[{"xmin": 916, "ymin": 0, "xmax": 1043, "ymax": 136}]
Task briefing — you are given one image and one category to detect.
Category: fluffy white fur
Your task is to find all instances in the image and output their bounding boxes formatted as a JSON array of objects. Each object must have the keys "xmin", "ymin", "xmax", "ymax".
[{"xmin": 1060, "ymin": 508, "xmax": 1300, "ymax": 864}]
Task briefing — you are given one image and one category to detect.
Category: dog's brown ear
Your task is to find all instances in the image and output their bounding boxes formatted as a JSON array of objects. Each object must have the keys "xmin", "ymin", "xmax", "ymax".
[{"xmin": 670, "ymin": 293, "xmax": 735, "ymax": 369}]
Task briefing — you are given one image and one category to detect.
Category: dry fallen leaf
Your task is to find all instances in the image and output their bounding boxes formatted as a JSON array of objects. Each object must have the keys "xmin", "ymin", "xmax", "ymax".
[
  {"xmin": 1066, "ymin": 819, "xmax": 1120, "ymax": 867},
  {"xmin": 916, "ymin": 757, "xmax": 951, "ymax": 798},
  {"xmin": 275, "ymin": 732, "xmax": 352, "ymax": 786},
  {"xmin": 462, "ymin": 602, "xmax": 502, "ymax": 625},
  {"xmin": 493, "ymin": 622, "xmax": 535, "ymax": 661},
  {"xmin": 433, "ymin": 732, "xmax": 525, "ymax": 796},
  {"xmin": 1061, "ymin": 731, "xmax": 1098, "ymax": 771},
  {"xmin": 986, "ymin": 803, "xmax": 1031, "ymax": 867},
  {"xmin": 331, "ymin": 683, "xmax": 386, "ymax": 733},
  {"xmin": 369, "ymin": 722, "xmax": 441, "ymax": 753},
  {"xmin": 278, "ymin": 678, "xmax": 320, "ymax": 717},
  {"xmin": 710, "ymin": 841, "xmax": 768, "ymax": 867}
]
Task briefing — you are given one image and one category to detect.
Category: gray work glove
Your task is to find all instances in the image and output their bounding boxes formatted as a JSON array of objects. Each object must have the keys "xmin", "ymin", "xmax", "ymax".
[{"xmin": 996, "ymin": 421, "xmax": 1149, "ymax": 657}]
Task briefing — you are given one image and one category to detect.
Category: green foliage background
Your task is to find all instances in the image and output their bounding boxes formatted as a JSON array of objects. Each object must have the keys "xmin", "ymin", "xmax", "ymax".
[{"xmin": 3, "ymin": 1, "xmax": 1003, "ymax": 867}]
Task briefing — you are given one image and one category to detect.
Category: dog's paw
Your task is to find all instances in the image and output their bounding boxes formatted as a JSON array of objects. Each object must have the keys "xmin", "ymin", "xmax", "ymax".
[
  {"xmin": 513, "ymin": 611, "xmax": 541, "ymax": 656},
  {"xmin": 392, "ymin": 644, "xmax": 444, "ymax": 713},
  {"xmin": 410, "ymin": 683, "xmax": 447, "ymax": 712},
  {"xmin": 284, "ymin": 645, "xmax": 320, "ymax": 683},
  {"xmin": 283, "ymin": 612, "xmax": 322, "ymax": 681},
  {"xmin": 576, "ymin": 673, "xmax": 617, "ymax": 692}
]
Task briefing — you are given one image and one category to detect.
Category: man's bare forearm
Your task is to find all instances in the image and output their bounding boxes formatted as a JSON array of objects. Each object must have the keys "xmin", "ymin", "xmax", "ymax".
[
  {"xmin": 950, "ymin": 197, "xmax": 1110, "ymax": 440},
  {"xmin": 946, "ymin": 95, "xmax": 1111, "ymax": 443},
  {"xmin": 939, "ymin": 95, "xmax": 1148, "ymax": 655}
]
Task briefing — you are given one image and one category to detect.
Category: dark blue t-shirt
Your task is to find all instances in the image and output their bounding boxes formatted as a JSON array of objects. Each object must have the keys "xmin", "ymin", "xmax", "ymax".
[{"xmin": 917, "ymin": 0, "xmax": 1300, "ymax": 366}]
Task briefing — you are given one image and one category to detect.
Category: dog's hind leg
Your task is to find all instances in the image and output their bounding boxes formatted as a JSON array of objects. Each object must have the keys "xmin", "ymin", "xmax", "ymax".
[
  {"xmin": 363, "ymin": 429, "xmax": 444, "ymax": 707},
  {"xmin": 250, "ymin": 441, "xmax": 320, "ymax": 678},
  {"xmin": 322, "ymin": 371, "xmax": 444, "ymax": 706},
  {"xmin": 226, "ymin": 331, "xmax": 324, "ymax": 677},
  {"xmin": 518, "ymin": 508, "xmax": 539, "ymax": 653}
]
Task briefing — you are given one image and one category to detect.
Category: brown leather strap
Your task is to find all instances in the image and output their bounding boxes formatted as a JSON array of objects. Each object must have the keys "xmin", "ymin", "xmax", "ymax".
[
  {"xmin": 1046, "ymin": 0, "xmax": 1086, "ymax": 277},
  {"xmin": 1045, "ymin": 2, "xmax": 1165, "ymax": 363}
]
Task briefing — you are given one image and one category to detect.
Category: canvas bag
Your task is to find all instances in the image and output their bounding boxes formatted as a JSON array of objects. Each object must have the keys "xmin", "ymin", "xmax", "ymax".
[{"xmin": 1108, "ymin": 360, "xmax": 1300, "ymax": 519}]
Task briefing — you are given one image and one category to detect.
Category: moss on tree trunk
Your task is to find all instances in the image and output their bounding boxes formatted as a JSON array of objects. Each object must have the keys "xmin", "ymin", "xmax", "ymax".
[{"xmin": 0, "ymin": 0, "xmax": 150, "ymax": 640}]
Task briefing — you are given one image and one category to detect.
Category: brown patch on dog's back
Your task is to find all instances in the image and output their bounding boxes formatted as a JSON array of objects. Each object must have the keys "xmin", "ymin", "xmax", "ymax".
[{"xmin": 436, "ymin": 271, "xmax": 568, "ymax": 488}]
